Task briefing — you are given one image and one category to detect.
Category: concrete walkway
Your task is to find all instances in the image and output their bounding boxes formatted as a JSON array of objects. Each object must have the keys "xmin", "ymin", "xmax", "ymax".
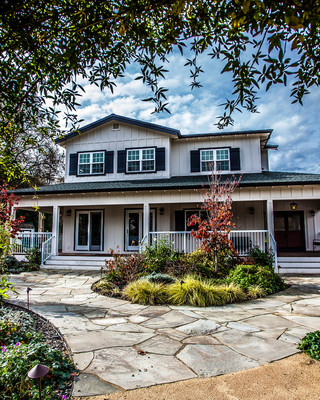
[{"xmin": 7, "ymin": 272, "xmax": 320, "ymax": 397}]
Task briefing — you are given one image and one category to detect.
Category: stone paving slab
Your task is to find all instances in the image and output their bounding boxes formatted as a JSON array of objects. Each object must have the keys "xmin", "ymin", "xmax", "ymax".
[
  {"xmin": 73, "ymin": 373, "xmax": 119, "ymax": 397},
  {"xmin": 85, "ymin": 347, "xmax": 196, "ymax": 389},
  {"xmin": 214, "ymin": 329, "xmax": 298, "ymax": 362},
  {"xmin": 7, "ymin": 271, "xmax": 320, "ymax": 397},
  {"xmin": 64, "ymin": 330, "xmax": 155, "ymax": 353},
  {"xmin": 177, "ymin": 344, "xmax": 260, "ymax": 376}
]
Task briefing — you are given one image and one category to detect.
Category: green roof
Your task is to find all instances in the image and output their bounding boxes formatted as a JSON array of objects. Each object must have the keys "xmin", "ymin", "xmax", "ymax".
[{"xmin": 14, "ymin": 171, "xmax": 320, "ymax": 196}]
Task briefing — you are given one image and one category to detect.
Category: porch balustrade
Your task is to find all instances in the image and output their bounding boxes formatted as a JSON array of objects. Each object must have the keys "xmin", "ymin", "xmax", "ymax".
[
  {"xmin": 140, "ymin": 230, "xmax": 277, "ymax": 265},
  {"xmin": 12, "ymin": 232, "xmax": 53, "ymax": 254}
]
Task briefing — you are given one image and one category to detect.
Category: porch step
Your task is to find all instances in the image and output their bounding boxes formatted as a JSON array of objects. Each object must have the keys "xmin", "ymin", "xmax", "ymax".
[
  {"xmin": 42, "ymin": 255, "xmax": 107, "ymax": 271},
  {"xmin": 278, "ymin": 257, "xmax": 320, "ymax": 274}
]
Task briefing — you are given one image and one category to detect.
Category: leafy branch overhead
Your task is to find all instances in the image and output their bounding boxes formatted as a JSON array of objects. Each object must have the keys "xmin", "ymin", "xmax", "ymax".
[
  {"xmin": 1, "ymin": 0, "xmax": 320, "ymax": 180},
  {"xmin": 2, "ymin": 0, "xmax": 319, "ymax": 123}
]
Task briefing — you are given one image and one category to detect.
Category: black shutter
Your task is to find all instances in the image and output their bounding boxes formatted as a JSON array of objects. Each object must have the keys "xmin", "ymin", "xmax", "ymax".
[
  {"xmin": 230, "ymin": 148, "xmax": 241, "ymax": 171},
  {"xmin": 190, "ymin": 150, "xmax": 200, "ymax": 172},
  {"xmin": 117, "ymin": 150, "xmax": 126, "ymax": 173},
  {"xmin": 175, "ymin": 210, "xmax": 185, "ymax": 231},
  {"xmin": 105, "ymin": 151, "xmax": 114, "ymax": 174},
  {"xmin": 156, "ymin": 147, "xmax": 165, "ymax": 171},
  {"xmin": 69, "ymin": 153, "xmax": 78, "ymax": 175}
]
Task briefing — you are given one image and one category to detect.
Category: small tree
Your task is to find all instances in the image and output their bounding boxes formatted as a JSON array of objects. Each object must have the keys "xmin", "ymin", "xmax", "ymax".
[
  {"xmin": 0, "ymin": 183, "xmax": 24, "ymax": 260},
  {"xmin": 188, "ymin": 172, "xmax": 241, "ymax": 273}
]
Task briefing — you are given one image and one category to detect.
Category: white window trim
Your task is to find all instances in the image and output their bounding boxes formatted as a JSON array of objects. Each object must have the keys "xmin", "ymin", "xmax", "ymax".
[
  {"xmin": 78, "ymin": 151, "xmax": 105, "ymax": 175},
  {"xmin": 200, "ymin": 148, "xmax": 230, "ymax": 173},
  {"xmin": 126, "ymin": 148, "xmax": 156, "ymax": 173}
]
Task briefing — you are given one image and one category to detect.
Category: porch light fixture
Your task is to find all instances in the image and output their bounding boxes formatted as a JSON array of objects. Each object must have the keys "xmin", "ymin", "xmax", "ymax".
[
  {"xmin": 310, "ymin": 210, "xmax": 316, "ymax": 217},
  {"xmin": 290, "ymin": 202, "xmax": 298, "ymax": 211},
  {"xmin": 26, "ymin": 287, "xmax": 32, "ymax": 310},
  {"xmin": 66, "ymin": 209, "xmax": 72, "ymax": 216},
  {"xmin": 159, "ymin": 207, "xmax": 165, "ymax": 215},
  {"xmin": 249, "ymin": 207, "xmax": 255, "ymax": 215}
]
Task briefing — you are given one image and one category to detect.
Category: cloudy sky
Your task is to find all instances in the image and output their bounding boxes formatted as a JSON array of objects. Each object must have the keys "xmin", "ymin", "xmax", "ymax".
[{"xmin": 75, "ymin": 51, "xmax": 320, "ymax": 174}]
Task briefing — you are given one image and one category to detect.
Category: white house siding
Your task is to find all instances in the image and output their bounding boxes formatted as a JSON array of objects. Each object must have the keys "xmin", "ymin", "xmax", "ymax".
[
  {"xmin": 170, "ymin": 135, "xmax": 262, "ymax": 176},
  {"xmin": 16, "ymin": 184, "xmax": 320, "ymax": 253},
  {"xmin": 63, "ymin": 122, "xmax": 171, "ymax": 182}
]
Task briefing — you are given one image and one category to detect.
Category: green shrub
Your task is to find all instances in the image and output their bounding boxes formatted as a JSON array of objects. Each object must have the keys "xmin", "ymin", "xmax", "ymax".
[
  {"xmin": 220, "ymin": 282, "xmax": 247, "ymax": 303},
  {"xmin": 183, "ymin": 247, "xmax": 237, "ymax": 278},
  {"xmin": 123, "ymin": 280, "xmax": 168, "ymax": 305},
  {"xmin": 142, "ymin": 272, "xmax": 177, "ymax": 284},
  {"xmin": 0, "ymin": 307, "xmax": 74, "ymax": 400},
  {"xmin": 25, "ymin": 247, "xmax": 41, "ymax": 270},
  {"xmin": 143, "ymin": 236, "xmax": 182, "ymax": 274},
  {"xmin": 1, "ymin": 256, "xmax": 22, "ymax": 274},
  {"xmin": 247, "ymin": 246, "xmax": 274, "ymax": 268},
  {"xmin": 166, "ymin": 275, "xmax": 243, "ymax": 307},
  {"xmin": 247, "ymin": 285, "xmax": 266, "ymax": 299},
  {"xmin": 228, "ymin": 264, "xmax": 285, "ymax": 294},
  {"xmin": 91, "ymin": 279, "xmax": 122, "ymax": 297},
  {"xmin": 298, "ymin": 331, "xmax": 320, "ymax": 361},
  {"xmin": 103, "ymin": 251, "xmax": 145, "ymax": 284}
]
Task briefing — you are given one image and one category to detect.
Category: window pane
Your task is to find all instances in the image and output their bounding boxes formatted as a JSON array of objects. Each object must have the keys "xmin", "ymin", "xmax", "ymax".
[
  {"xmin": 216, "ymin": 149, "xmax": 229, "ymax": 160},
  {"xmin": 127, "ymin": 161, "xmax": 140, "ymax": 171},
  {"xmin": 142, "ymin": 149, "xmax": 154, "ymax": 160},
  {"xmin": 128, "ymin": 150, "xmax": 139, "ymax": 161},
  {"xmin": 201, "ymin": 150, "xmax": 214, "ymax": 161},
  {"xmin": 93, "ymin": 152, "xmax": 104, "ymax": 163},
  {"xmin": 216, "ymin": 160, "xmax": 229, "ymax": 171},
  {"xmin": 142, "ymin": 160, "xmax": 154, "ymax": 171},
  {"xmin": 79, "ymin": 153, "xmax": 90, "ymax": 163},
  {"xmin": 92, "ymin": 163, "xmax": 104, "ymax": 174},
  {"xmin": 202, "ymin": 161, "xmax": 214, "ymax": 171},
  {"xmin": 79, "ymin": 164, "xmax": 90, "ymax": 174}
]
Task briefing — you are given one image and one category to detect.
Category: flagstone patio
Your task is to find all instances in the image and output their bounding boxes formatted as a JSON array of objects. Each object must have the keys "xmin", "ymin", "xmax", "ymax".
[{"xmin": 7, "ymin": 271, "xmax": 320, "ymax": 397}]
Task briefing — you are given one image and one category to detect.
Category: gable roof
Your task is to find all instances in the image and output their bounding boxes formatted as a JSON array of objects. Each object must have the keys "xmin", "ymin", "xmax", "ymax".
[
  {"xmin": 55, "ymin": 114, "xmax": 181, "ymax": 144},
  {"xmin": 14, "ymin": 171, "xmax": 320, "ymax": 196},
  {"xmin": 56, "ymin": 113, "xmax": 274, "ymax": 146}
]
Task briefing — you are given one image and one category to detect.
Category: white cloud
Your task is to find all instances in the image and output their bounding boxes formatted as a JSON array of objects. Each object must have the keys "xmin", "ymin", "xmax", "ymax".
[{"xmin": 71, "ymin": 52, "xmax": 320, "ymax": 174}]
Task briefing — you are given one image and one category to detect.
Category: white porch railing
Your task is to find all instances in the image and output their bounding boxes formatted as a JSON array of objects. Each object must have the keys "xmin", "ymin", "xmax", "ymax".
[
  {"xmin": 140, "ymin": 230, "xmax": 277, "ymax": 266},
  {"xmin": 41, "ymin": 235, "xmax": 55, "ymax": 265},
  {"xmin": 12, "ymin": 232, "xmax": 53, "ymax": 254}
]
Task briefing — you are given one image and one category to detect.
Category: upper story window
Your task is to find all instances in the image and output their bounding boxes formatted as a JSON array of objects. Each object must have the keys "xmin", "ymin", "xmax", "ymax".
[
  {"xmin": 127, "ymin": 148, "xmax": 155, "ymax": 173},
  {"xmin": 200, "ymin": 149, "xmax": 230, "ymax": 172},
  {"xmin": 78, "ymin": 151, "xmax": 105, "ymax": 175}
]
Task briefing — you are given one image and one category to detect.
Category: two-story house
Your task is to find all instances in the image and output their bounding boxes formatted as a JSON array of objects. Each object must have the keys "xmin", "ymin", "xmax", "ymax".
[{"xmin": 14, "ymin": 114, "xmax": 320, "ymax": 273}]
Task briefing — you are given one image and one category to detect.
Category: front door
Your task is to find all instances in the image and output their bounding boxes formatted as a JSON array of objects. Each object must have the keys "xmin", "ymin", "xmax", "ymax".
[
  {"xmin": 125, "ymin": 209, "xmax": 155, "ymax": 251},
  {"xmin": 75, "ymin": 211, "xmax": 103, "ymax": 251},
  {"xmin": 274, "ymin": 211, "xmax": 305, "ymax": 252}
]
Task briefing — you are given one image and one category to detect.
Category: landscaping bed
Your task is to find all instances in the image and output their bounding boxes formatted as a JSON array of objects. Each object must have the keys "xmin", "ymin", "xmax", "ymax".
[
  {"xmin": 0, "ymin": 302, "xmax": 75, "ymax": 400},
  {"xmin": 92, "ymin": 240, "xmax": 286, "ymax": 307}
]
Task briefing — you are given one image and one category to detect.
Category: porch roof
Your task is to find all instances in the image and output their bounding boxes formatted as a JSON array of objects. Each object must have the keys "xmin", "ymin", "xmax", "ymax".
[{"xmin": 14, "ymin": 171, "xmax": 320, "ymax": 195}]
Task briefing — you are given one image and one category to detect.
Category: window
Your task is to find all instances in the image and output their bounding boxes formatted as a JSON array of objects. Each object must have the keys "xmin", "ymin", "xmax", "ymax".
[
  {"xmin": 200, "ymin": 149, "xmax": 230, "ymax": 172},
  {"xmin": 78, "ymin": 151, "xmax": 105, "ymax": 175},
  {"xmin": 185, "ymin": 210, "xmax": 207, "ymax": 230},
  {"xmin": 127, "ymin": 148, "xmax": 155, "ymax": 173},
  {"xmin": 112, "ymin": 123, "xmax": 120, "ymax": 130}
]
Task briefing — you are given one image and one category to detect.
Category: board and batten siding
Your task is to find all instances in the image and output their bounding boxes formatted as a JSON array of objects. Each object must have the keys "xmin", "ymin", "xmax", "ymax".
[
  {"xmin": 64, "ymin": 122, "xmax": 171, "ymax": 182},
  {"xmin": 170, "ymin": 135, "xmax": 263, "ymax": 176}
]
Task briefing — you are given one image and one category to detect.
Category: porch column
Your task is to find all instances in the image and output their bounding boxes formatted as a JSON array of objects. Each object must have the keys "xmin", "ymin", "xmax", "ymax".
[
  {"xmin": 38, "ymin": 212, "xmax": 44, "ymax": 232},
  {"xmin": 52, "ymin": 206, "xmax": 60, "ymax": 255},
  {"xmin": 143, "ymin": 202, "xmax": 150, "ymax": 246},
  {"xmin": 266, "ymin": 199, "xmax": 274, "ymax": 234}
]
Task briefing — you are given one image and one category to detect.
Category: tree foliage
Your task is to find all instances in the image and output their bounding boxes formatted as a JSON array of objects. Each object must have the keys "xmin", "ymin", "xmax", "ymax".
[
  {"xmin": 0, "ymin": 183, "xmax": 24, "ymax": 260},
  {"xmin": 1, "ymin": 0, "xmax": 320, "ymax": 181}
]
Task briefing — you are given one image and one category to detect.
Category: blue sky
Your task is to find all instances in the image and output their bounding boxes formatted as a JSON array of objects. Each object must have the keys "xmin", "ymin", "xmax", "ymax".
[{"xmin": 76, "ymin": 52, "xmax": 320, "ymax": 173}]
